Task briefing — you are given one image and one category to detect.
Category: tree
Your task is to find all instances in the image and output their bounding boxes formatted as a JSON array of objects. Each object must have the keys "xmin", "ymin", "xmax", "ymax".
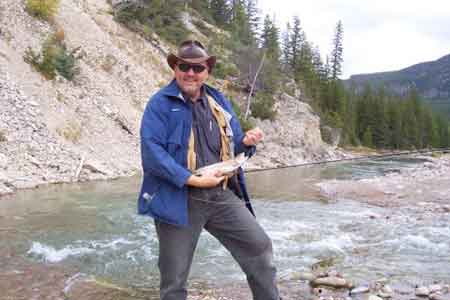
[
  {"xmin": 289, "ymin": 16, "xmax": 304, "ymax": 74},
  {"xmin": 281, "ymin": 22, "xmax": 291, "ymax": 71},
  {"xmin": 261, "ymin": 15, "xmax": 280, "ymax": 59},
  {"xmin": 330, "ymin": 20, "xmax": 343, "ymax": 80},
  {"xmin": 210, "ymin": 0, "xmax": 231, "ymax": 27},
  {"xmin": 363, "ymin": 126, "xmax": 373, "ymax": 148},
  {"xmin": 245, "ymin": 0, "xmax": 260, "ymax": 43}
]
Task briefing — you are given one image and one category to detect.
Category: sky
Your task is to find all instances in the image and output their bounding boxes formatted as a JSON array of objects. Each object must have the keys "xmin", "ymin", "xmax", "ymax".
[{"xmin": 258, "ymin": 0, "xmax": 450, "ymax": 79}]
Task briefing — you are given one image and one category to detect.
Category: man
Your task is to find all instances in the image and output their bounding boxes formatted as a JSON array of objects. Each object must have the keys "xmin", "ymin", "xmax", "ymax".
[{"xmin": 138, "ymin": 40, "xmax": 279, "ymax": 300}]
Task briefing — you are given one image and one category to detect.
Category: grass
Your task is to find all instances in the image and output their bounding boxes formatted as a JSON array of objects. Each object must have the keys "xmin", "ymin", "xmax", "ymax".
[{"xmin": 26, "ymin": 0, "xmax": 60, "ymax": 21}]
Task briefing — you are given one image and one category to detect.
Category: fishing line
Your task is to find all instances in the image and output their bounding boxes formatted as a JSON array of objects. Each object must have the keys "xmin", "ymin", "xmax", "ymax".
[{"xmin": 243, "ymin": 147, "xmax": 450, "ymax": 174}]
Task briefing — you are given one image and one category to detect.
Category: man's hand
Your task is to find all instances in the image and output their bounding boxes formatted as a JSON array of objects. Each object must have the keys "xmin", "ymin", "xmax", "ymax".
[
  {"xmin": 243, "ymin": 127, "xmax": 264, "ymax": 146},
  {"xmin": 186, "ymin": 169, "xmax": 225, "ymax": 188}
]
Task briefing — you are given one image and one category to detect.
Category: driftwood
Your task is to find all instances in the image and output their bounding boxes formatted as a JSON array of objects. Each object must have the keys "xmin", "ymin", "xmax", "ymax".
[
  {"xmin": 244, "ymin": 52, "xmax": 266, "ymax": 120},
  {"xmin": 74, "ymin": 156, "xmax": 85, "ymax": 182}
]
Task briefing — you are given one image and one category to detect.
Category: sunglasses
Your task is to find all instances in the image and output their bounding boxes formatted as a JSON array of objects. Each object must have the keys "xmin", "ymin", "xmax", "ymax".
[{"xmin": 177, "ymin": 63, "xmax": 207, "ymax": 73}]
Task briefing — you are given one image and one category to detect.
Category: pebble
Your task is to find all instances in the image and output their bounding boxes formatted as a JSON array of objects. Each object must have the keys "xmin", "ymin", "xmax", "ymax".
[
  {"xmin": 350, "ymin": 286, "xmax": 370, "ymax": 294},
  {"xmin": 429, "ymin": 284, "xmax": 443, "ymax": 293},
  {"xmin": 429, "ymin": 293, "xmax": 446, "ymax": 300},
  {"xmin": 311, "ymin": 276, "xmax": 353, "ymax": 289},
  {"xmin": 415, "ymin": 286, "xmax": 430, "ymax": 297}
]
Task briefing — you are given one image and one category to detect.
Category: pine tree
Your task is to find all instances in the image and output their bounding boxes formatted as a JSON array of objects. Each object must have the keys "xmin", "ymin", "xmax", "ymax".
[
  {"xmin": 210, "ymin": 0, "xmax": 231, "ymax": 27},
  {"xmin": 245, "ymin": 0, "xmax": 259, "ymax": 43},
  {"xmin": 330, "ymin": 20, "xmax": 343, "ymax": 80},
  {"xmin": 261, "ymin": 15, "xmax": 280, "ymax": 59},
  {"xmin": 363, "ymin": 126, "xmax": 373, "ymax": 148},
  {"xmin": 281, "ymin": 22, "xmax": 291, "ymax": 71},
  {"xmin": 289, "ymin": 16, "xmax": 304, "ymax": 75}
]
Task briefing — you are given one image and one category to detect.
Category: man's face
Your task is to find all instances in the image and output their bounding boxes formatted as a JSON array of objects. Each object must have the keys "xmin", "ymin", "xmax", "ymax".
[{"xmin": 174, "ymin": 61, "xmax": 209, "ymax": 99}]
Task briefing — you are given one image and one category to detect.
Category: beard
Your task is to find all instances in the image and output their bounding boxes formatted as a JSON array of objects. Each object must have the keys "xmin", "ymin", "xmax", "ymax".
[{"xmin": 179, "ymin": 82, "xmax": 201, "ymax": 99}]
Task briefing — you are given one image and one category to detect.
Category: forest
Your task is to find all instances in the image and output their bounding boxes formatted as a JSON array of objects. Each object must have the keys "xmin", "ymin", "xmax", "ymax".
[{"xmin": 114, "ymin": 0, "xmax": 450, "ymax": 149}]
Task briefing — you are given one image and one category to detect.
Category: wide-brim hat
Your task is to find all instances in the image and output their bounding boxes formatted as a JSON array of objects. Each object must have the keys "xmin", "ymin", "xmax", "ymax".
[{"xmin": 167, "ymin": 40, "xmax": 216, "ymax": 71}]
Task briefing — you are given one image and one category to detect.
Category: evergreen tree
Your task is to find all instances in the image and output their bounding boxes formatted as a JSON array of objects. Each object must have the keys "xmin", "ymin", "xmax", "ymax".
[
  {"xmin": 363, "ymin": 126, "xmax": 373, "ymax": 148},
  {"xmin": 229, "ymin": 0, "xmax": 253, "ymax": 46},
  {"xmin": 261, "ymin": 14, "xmax": 280, "ymax": 59},
  {"xmin": 245, "ymin": 0, "xmax": 260, "ymax": 43},
  {"xmin": 289, "ymin": 16, "xmax": 304, "ymax": 75},
  {"xmin": 210, "ymin": 0, "xmax": 231, "ymax": 27},
  {"xmin": 281, "ymin": 22, "xmax": 291, "ymax": 71},
  {"xmin": 330, "ymin": 20, "xmax": 343, "ymax": 80}
]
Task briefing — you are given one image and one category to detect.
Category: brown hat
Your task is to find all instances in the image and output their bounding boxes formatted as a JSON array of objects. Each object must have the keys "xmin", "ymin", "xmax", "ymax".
[{"xmin": 167, "ymin": 40, "xmax": 216, "ymax": 71}]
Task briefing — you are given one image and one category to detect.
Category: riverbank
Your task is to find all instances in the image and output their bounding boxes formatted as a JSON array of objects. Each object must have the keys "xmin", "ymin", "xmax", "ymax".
[{"xmin": 317, "ymin": 153, "xmax": 450, "ymax": 211}]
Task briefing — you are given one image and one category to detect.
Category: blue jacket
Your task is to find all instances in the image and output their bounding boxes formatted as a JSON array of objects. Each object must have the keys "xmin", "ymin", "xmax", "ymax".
[{"xmin": 138, "ymin": 79, "xmax": 255, "ymax": 227}]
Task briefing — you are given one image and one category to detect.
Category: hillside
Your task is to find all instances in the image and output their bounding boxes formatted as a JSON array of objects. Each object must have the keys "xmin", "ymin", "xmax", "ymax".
[
  {"xmin": 0, "ymin": 0, "xmax": 341, "ymax": 196},
  {"xmin": 346, "ymin": 54, "xmax": 450, "ymax": 116}
]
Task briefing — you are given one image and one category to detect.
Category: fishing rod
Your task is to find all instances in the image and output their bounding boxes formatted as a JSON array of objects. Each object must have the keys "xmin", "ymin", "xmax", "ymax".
[{"xmin": 244, "ymin": 147, "xmax": 450, "ymax": 174}]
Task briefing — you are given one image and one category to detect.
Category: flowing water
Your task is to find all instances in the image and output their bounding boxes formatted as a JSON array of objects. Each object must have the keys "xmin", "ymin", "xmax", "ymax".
[{"xmin": 1, "ymin": 156, "xmax": 449, "ymax": 296}]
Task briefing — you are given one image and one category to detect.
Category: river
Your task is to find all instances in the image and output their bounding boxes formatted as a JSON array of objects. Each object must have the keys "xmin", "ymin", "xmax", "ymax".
[{"xmin": 1, "ymin": 156, "xmax": 449, "ymax": 299}]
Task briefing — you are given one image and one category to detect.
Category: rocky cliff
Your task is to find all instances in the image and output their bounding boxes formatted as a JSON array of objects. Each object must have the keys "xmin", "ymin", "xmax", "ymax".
[{"xmin": 0, "ymin": 0, "xmax": 341, "ymax": 196}]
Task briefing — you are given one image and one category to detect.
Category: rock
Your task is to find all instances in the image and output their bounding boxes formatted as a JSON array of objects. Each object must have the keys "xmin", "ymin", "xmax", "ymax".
[
  {"xmin": 311, "ymin": 276, "xmax": 353, "ymax": 289},
  {"xmin": 82, "ymin": 159, "xmax": 110, "ymax": 175},
  {"xmin": 291, "ymin": 271, "xmax": 316, "ymax": 281},
  {"xmin": 367, "ymin": 295, "xmax": 383, "ymax": 300},
  {"xmin": 429, "ymin": 292, "xmax": 445, "ymax": 300},
  {"xmin": 377, "ymin": 291, "xmax": 392, "ymax": 298},
  {"xmin": 429, "ymin": 285, "xmax": 443, "ymax": 293},
  {"xmin": 415, "ymin": 286, "xmax": 430, "ymax": 297},
  {"xmin": 350, "ymin": 286, "xmax": 370, "ymax": 295},
  {"xmin": 0, "ymin": 182, "xmax": 14, "ymax": 196},
  {"xmin": 381, "ymin": 285, "xmax": 392, "ymax": 292}
]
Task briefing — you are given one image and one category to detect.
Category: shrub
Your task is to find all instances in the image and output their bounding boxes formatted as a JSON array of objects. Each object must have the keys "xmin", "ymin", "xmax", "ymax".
[
  {"xmin": 24, "ymin": 34, "xmax": 80, "ymax": 80},
  {"xmin": 231, "ymin": 99, "xmax": 254, "ymax": 132},
  {"xmin": 54, "ymin": 27, "xmax": 65, "ymax": 42},
  {"xmin": 24, "ymin": 46, "xmax": 57, "ymax": 80},
  {"xmin": 26, "ymin": 0, "xmax": 59, "ymax": 21},
  {"xmin": 250, "ymin": 92, "xmax": 277, "ymax": 121},
  {"xmin": 53, "ymin": 45, "xmax": 80, "ymax": 80},
  {"xmin": 213, "ymin": 61, "xmax": 239, "ymax": 79},
  {"xmin": 113, "ymin": 1, "xmax": 191, "ymax": 45},
  {"xmin": 57, "ymin": 121, "xmax": 81, "ymax": 142}
]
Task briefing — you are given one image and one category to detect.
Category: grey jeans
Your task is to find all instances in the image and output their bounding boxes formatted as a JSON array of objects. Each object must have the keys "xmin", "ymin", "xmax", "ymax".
[{"xmin": 154, "ymin": 187, "xmax": 279, "ymax": 300}]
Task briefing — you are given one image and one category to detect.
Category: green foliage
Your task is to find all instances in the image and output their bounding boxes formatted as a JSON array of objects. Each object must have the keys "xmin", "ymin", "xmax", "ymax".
[
  {"xmin": 362, "ymin": 127, "xmax": 373, "ymax": 148},
  {"xmin": 114, "ymin": 0, "xmax": 190, "ymax": 45},
  {"xmin": 26, "ymin": 0, "xmax": 59, "ymax": 20},
  {"xmin": 250, "ymin": 92, "xmax": 277, "ymax": 121},
  {"xmin": 231, "ymin": 99, "xmax": 254, "ymax": 132},
  {"xmin": 213, "ymin": 61, "xmax": 239, "ymax": 79},
  {"xmin": 210, "ymin": 0, "xmax": 231, "ymax": 27},
  {"xmin": 24, "ymin": 46, "xmax": 56, "ymax": 80},
  {"xmin": 330, "ymin": 20, "xmax": 344, "ymax": 80},
  {"xmin": 23, "ymin": 35, "xmax": 80, "ymax": 80}
]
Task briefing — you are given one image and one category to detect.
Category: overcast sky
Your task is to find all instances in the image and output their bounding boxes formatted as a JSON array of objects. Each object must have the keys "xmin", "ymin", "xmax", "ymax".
[{"xmin": 259, "ymin": 0, "xmax": 450, "ymax": 79}]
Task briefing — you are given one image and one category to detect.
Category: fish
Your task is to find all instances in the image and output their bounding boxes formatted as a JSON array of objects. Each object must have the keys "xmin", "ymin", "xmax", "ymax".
[{"xmin": 194, "ymin": 153, "xmax": 249, "ymax": 176}]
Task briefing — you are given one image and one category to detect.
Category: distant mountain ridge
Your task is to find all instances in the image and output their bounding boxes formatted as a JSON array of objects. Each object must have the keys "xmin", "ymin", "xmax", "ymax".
[{"xmin": 346, "ymin": 54, "xmax": 450, "ymax": 116}]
